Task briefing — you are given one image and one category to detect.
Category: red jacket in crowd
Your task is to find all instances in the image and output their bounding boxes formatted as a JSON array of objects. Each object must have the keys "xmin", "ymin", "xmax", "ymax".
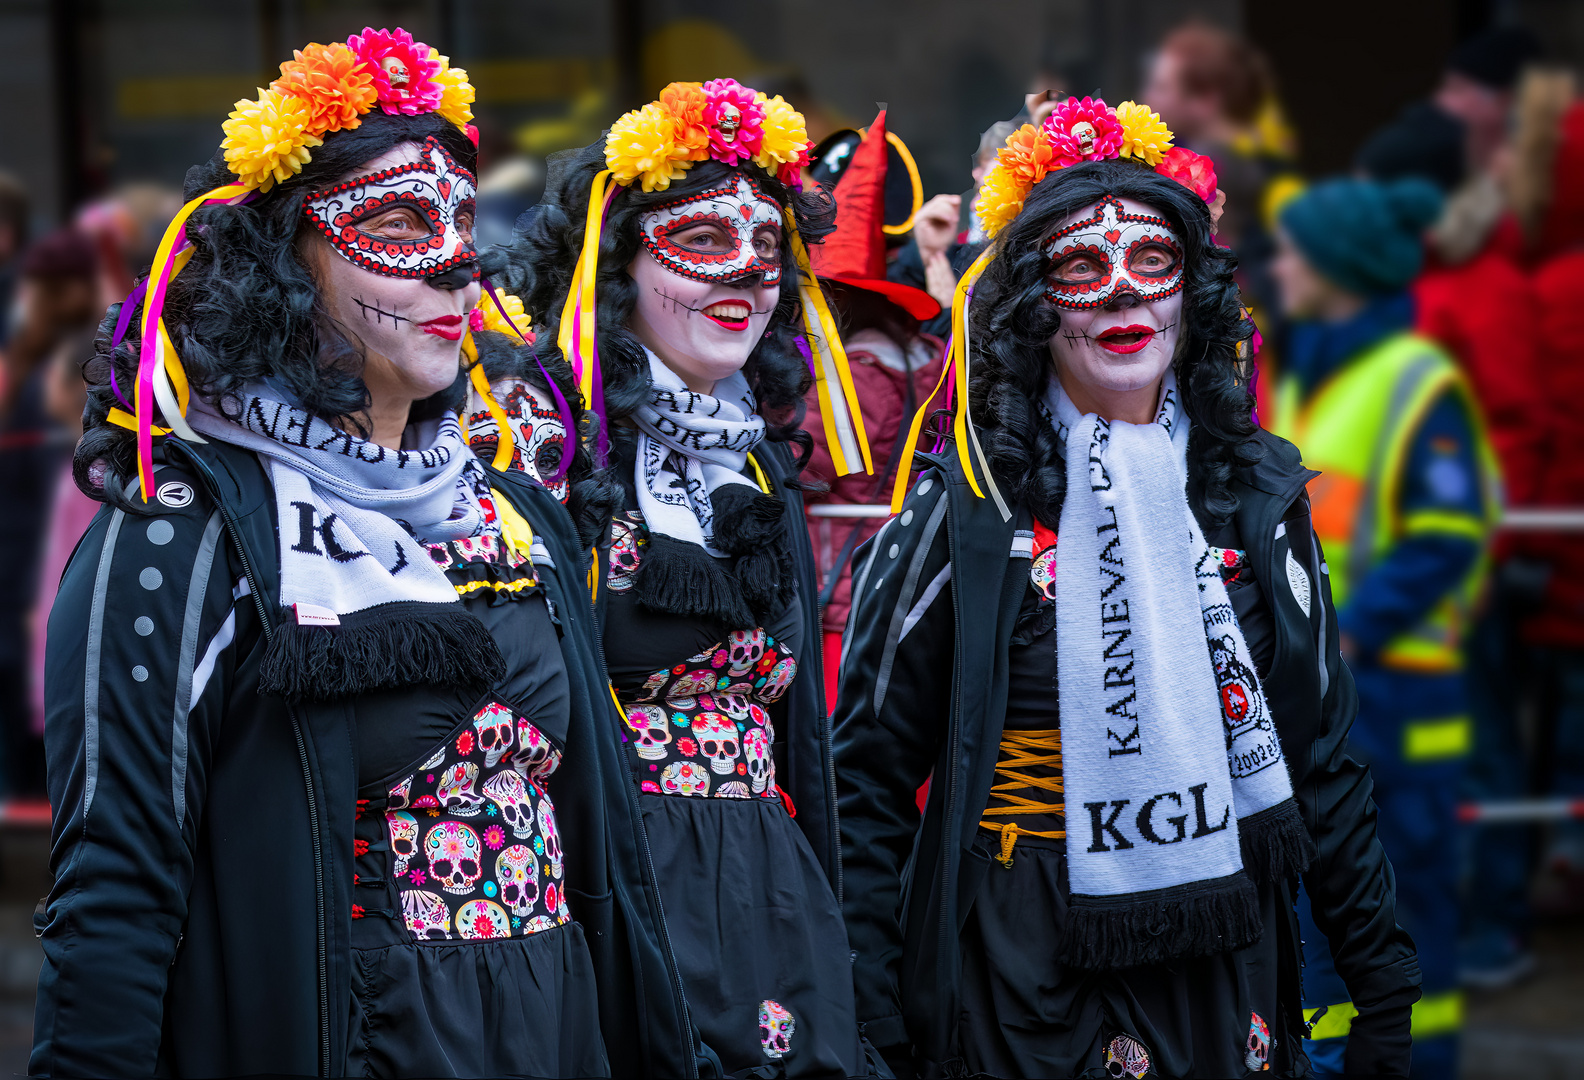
[{"xmin": 802, "ymin": 329, "xmax": 945, "ymax": 635}]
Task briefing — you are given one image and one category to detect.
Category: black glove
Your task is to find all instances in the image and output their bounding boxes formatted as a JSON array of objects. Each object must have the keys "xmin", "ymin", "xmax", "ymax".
[{"xmin": 1341, "ymin": 996, "xmax": 1415, "ymax": 1077}]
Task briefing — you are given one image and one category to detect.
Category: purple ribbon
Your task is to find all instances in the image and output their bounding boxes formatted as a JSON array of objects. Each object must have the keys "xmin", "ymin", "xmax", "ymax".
[{"xmin": 478, "ymin": 278, "xmax": 577, "ymax": 483}]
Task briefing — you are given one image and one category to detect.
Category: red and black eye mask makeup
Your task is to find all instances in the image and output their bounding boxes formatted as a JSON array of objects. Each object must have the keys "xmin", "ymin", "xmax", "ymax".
[
  {"xmin": 1042, "ymin": 195, "xmax": 1184, "ymax": 310},
  {"xmin": 303, "ymin": 136, "xmax": 478, "ymax": 280},
  {"xmin": 638, "ymin": 175, "xmax": 784, "ymax": 287}
]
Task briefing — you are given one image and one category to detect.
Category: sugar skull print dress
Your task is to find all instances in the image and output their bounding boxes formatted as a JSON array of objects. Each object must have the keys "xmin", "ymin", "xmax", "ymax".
[
  {"xmin": 343, "ymin": 489, "xmax": 607, "ymax": 1077},
  {"xmin": 603, "ymin": 502, "xmax": 869, "ymax": 1079}
]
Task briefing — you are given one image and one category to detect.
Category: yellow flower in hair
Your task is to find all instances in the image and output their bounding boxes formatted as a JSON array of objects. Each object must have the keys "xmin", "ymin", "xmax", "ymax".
[
  {"xmin": 606, "ymin": 102, "xmax": 689, "ymax": 191},
  {"xmin": 754, "ymin": 92, "xmax": 810, "ymax": 170},
  {"xmin": 479, "ymin": 291, "xmax": 533, "ymax": 340},
  {"xmin": 1115, "ymin": 101, "xmax": 1173, "ymax": 166},
  {"xmin": 429, "ymin": 49, "xmax": 476, "ymax": 128},
  {"xmin": 974, "ymin": 164, "xmax": 1030, "ymax": 239},
  {"xmin": 222, "ymin": 88, "xmax": 323, "ymax": 192}
]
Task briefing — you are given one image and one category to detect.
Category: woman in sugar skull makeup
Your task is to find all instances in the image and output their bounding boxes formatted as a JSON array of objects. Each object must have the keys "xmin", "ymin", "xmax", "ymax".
[
  {"xmin": 32, "ymin": 31, "xmax": 699, "ymax": 1079},
  {"xmin": 489, "ymin": 81, "xmax": 883, "ymax": 1078},
  {"xmin": 834, "ymin": 98, "xmax": 1421, "ymax": 1078}
]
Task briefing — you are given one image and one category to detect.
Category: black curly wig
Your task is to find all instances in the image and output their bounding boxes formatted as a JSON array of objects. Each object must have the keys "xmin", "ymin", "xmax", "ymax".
[
  {"xmin": 482, "ymin": 142, "xmax": 837, "ymax": 467},
  {"xmin": 967, "ymin": 157, "xmax": 1259, "ymax": 527},
  {"xmin": 73, "ymin": 110, "xmax": 570, "ymax": 513}
]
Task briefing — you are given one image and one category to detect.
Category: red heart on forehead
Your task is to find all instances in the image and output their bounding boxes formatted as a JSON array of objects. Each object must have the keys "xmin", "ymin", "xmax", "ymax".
[
  {"xmin": 1104, "ymin": 229, "xmax": 1121, "ymax": 244},
  {"xmin": 438, "ymin": 178, "xmax": 452, "ymax": 201},
  {"xmin": 738, "ymin": 205, "xmax": 753, "ymax": 220}
]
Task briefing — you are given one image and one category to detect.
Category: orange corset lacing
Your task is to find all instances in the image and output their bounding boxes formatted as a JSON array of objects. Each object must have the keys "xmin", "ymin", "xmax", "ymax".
[{"xmin": 977, "ymin": 728, "xmax": 1064, "ymax": 868}]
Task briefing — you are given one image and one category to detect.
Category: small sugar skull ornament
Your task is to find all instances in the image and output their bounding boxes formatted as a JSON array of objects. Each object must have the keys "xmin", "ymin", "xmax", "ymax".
[
  {"xmin": 483, "ymin": 767, "xmax": 535, "ymax": 838},
  {"xmin": 628, "ymin": 705, "xmax": 673, "ymax": 761},
  {"xmin": 472, "ymin": 701, "xmax": 515, "ymax": 768},
  {"xmin": 536, "ymin": 797, "xmax": 565, "ymax": 878},
  {"xmin": 513, "ymin": 715, "xmax": 560, "ymax": 776},
  {"xmin": 387, "ymin": 810, "xmax": 420, "ymax": 876},
  {"xmin": 495, "ymin": 844, "xmax": 540, "ymax": 916},
  {"xmin": 455, "ymin": 898, "xmax": 511, "ymax": 939},
  {"xmin": 402, "ymin": 889, "xmax": 452, "ymax": 940},
  {"xmin": 673, "ymin": 667, "xmax": 720, "ymax": 697},
  {"xmin": 424, "ymin": 821, "xmax": 483, "ymax": 894},
  {"xmin": 714, "ymin": 780, "xmax": 751, "ymax": 798},
  {"xmin": 1104, "ymin": 1033, "xmax": 1151, "ymax": 1079},
  {"xmin": 692, "ymin": 712, "xmax": 742, "ymax": 775},
  {"xmin": 660, "ymin": 760, "xmax": 711, "ymax": 796},
  {"xmin": 742, "ymin": 727, "xmax": 774, "ymax": 794},
  {"xmin": 437, "ymin": 760, "xmax": 485, "ymax": 816},
  {"xmin": 725, "ymin": 629, "xmax": 766, "ymax": 675},
  {"xmin": 759, "ymin": 1000, "xmax": 795, "ymax": 1060},
  {"xmin": 1245, "ymin": 1012, "xmax": 1272, "ymax": 1072}
]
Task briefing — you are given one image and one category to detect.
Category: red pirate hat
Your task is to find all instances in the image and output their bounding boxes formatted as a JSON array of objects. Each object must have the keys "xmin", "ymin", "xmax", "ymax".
[{"xmin": 809, "ymin": 110, "xmax": 941, "ymax": 321}]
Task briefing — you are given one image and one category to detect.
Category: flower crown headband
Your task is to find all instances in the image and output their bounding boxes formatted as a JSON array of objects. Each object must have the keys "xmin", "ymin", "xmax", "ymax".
[
  {"xmin": 890, "ymin": 96, "xmax": 1220, "ymax": 520},
  {"xmin": 105, "ymin": 29, "xmax": 548, "ymax": 502},
  {"xmin": 552, "ymin": 79, "xmax": 873, "ymax": 477}
]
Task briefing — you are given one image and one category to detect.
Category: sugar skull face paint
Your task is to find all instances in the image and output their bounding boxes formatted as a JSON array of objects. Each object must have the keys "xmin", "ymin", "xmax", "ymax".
[
  {"xmin": 1042, "ymin": 194, "xmax": 1183, "ymax": 310},
  {"xmin": 628, "ymin": 175, "xmax": 784, "ymax": 391},
  {"xmin": 638, "ymin": 175, "xmax": 784, "ymax": 287},
  {"xmin": 1046, "ymin": 196, "xmax": 1183, "ymax": 410},
  {"xmin": 303, "ymin": 135, "xmax": 477, "ymax": 280}
]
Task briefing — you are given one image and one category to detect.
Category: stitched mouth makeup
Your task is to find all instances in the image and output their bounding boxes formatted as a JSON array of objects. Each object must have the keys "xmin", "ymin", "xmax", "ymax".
[{"xmin": 418, "ymin": 314, "xmax": 465, "ymax": 341}]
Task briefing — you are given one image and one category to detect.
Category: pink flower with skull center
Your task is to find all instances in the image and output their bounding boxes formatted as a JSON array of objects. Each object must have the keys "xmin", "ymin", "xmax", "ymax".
[
  {"xmin": 701, "ymin": 79, "xmax": 765, "ymax": 165},
  {"xmin": 348, "ymin": 27, "xmax": 442, "ymax": 115},
  {"xmin": 1042, "ymin": 96, "xmax": 1124, "ymax": 168}
]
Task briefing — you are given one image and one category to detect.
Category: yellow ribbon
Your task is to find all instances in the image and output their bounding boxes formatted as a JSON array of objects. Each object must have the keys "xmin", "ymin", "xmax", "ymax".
[{"xmin": 462, "ymin": 333, "xmax": 516, "ymax": 471}]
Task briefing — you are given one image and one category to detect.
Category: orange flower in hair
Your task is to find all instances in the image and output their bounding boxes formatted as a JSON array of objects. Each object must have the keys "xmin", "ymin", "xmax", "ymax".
[
  {"xmin": 998, "ymin": 124, "xmax": 1058, "ymax": 188},
  {"xmin": 272, "ymin": 42, "xmax": 378, "ymax": 136},
  {"xmin": 660, "ymin": 82, "xmax": 711, "ymax": 161}
]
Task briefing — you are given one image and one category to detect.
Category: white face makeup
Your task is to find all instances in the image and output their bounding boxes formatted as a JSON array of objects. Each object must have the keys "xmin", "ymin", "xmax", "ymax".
[
  {"xmin": 628, "ymin": 177, "xmax": 783, "ymax": 392},
  {"xmin": 304, "ymin": 142, "xmax": 481, "ymax": 406},
  {"xmin": 1046, "ymin": 196, "xmax": 1184, "ymax": 405},
  {"xmin": 303, "ymin": 135, "xmax": 477, "ymax": 280}
]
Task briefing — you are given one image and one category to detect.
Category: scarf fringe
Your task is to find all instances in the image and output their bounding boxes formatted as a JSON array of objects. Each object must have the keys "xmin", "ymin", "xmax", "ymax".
[
  {"xmin": 1061, "ymin": 872, "xmax": 1263, "ymax": 970},
  {"xmin": 709, "ymin": 486, "xmax": 796, "ymax": 621},
  {"xmin": 259, "ymin": 602, "xmax": 506, "ymax": 702},
  {"xmin": 635, "ymin": 533, "xmax": 756, "ymax": 629},
  {"xmin": 1237, "ymin": 797, "xmax": 1318, "ymax": 882}
]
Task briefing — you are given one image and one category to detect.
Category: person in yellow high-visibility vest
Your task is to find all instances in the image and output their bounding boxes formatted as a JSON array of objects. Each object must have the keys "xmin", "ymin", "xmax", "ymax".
[{"xmin": 1267, "ymin": 176, "xmax": 1501, "ymax": 1080}]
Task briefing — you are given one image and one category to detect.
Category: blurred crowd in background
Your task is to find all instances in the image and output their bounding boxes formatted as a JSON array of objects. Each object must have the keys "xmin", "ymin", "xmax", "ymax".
[{"xmin": 3, "ymin": 2, "xmax": 1584, "ymax": 1074}]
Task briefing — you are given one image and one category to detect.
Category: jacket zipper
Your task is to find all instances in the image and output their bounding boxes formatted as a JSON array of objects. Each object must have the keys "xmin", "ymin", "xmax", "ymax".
[
  {"xmin": 590, "ymin": 541, "xmax": 698, "ymax": 1078},
  {"xmin": 176, "ymin": 445, "xmax": 333, "ymax": 1076},
  {"xmin": 938, "ymin": 491, "xmax": 964, "ymax": 1003}
]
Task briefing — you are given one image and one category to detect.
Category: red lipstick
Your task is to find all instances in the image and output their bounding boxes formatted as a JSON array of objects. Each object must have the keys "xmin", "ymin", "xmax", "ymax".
[
  {"xmin": 1095, "ymin": 324, "xmax": 1157, "ymax": 354},
  {"xmin": 702, "ymin": 300, "xmax": 751, "ymax": 331},
  {"xmin": 419, "ymin": 314, "xmax": 464, "ymax": 341}
]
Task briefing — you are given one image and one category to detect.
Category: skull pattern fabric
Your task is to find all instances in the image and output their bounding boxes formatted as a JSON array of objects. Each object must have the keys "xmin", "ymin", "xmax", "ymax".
[
  {"xmin": 1041, "ymin": 194, "xmax": 1183, "ymax": 311},
  {"xmin": 357, "ymin": 697, "xmax": 570, "ymax": 941},
  {"xmin": 618, "ymin": 612, "xmax": 793, "ymax": 800},
  {"xmin": 638, "ymin": 175, "xmax": 784, "ymax": 287},
  {"xmin": 303, "ymin": 135, "xmax": 477, "ymax": 280}
]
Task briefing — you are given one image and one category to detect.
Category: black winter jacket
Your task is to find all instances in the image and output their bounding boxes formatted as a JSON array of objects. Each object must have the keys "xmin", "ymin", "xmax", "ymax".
[
  {"xmin": 32, "ymin": 438, "xmax": 697, "ymax": 1078},
  {"xmin": 833, "ymin": 431, "xmax": 1421, "ymax": 1077}
]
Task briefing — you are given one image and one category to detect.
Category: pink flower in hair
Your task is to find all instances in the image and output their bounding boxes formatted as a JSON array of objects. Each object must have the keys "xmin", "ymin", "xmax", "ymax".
[
  {"xmin": 348, "ymin": 27, "xmax": 443, "ymax": 115},
  {"xmin": 701, "ymin": 78, "xmax": 765, "ymax": 165},
  {"xmin": 1041, "ymin": 96, "xmax": 1124, "ymax": 168}
]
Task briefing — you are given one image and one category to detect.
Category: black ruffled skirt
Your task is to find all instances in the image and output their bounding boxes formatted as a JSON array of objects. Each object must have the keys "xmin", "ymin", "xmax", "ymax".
[
  {"xmin": 957, "ymin": 833, "xmax": 1305, "ymax": 1079},
  {"xmin": 642, "ymin": 793, "xmax": 871, "ymax": 1079},
  {"xmin": 344, "ymin": 919, "xmax": 608, "ymax": 1078}
]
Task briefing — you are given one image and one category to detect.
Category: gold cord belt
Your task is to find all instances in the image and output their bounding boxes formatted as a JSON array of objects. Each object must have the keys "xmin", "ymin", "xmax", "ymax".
[{"xmin": 978, "ymin": 728, "xmax": 1064, "ymax": 867}]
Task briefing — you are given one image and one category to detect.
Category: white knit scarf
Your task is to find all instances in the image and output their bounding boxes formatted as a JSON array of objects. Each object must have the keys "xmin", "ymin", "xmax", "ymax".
[
  {"xmin": 189, "ymin": 390, "xmax": 494, "ymax": 624},
  {"xmin": 631, "ymin": 348, "xmax": 766, "ymax": 556},
  {"xmin": 1044, "ymin": 370, "xmax": 1299, "ymax": 963}
]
